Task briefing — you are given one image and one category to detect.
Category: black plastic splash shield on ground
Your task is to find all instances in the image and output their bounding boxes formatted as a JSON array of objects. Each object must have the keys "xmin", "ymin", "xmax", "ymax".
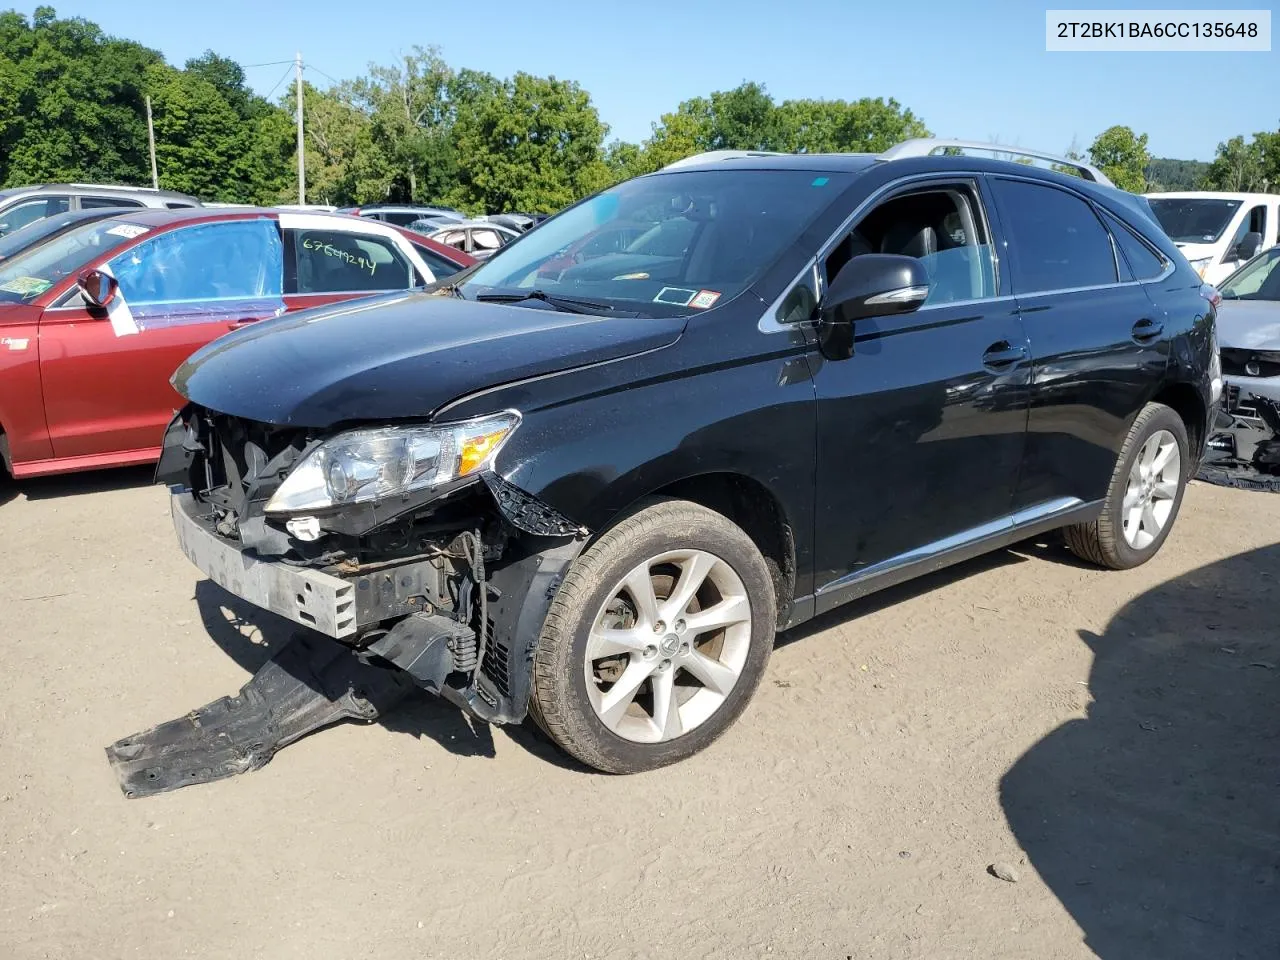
[{"xmin": 105, "ymin": 633, "xmax": 414, "ymax": 799}]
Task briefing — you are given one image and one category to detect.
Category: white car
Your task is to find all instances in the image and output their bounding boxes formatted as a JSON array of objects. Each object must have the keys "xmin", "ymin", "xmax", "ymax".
[
  {"xmin": 1145, "ymin": 190, "xmax": 1280, "ymax": 285},
  {"xmin": 425, "ymin": 219, "xmax": 522, "ymax": 260}
]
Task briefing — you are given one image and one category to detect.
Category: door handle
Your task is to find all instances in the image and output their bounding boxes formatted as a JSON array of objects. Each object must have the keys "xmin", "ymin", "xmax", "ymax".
[
  {"xmin": 1131, "ymin": 318, "xmax": 1164, "ymax": 342},
  {"xmin": 982, "ymin": 341, "xmax": 1028, "ymax": 369},
  {"xmin": 226, "ymin": 318, "xmax": 257, "ymax": 330}
]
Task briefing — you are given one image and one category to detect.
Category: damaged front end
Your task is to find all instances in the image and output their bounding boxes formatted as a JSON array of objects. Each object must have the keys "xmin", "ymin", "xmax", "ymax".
[
  {"xmin": 1200, "ymin": 380, "xmax": 1280, "ymax": 491},
  {"xmin": 109, "ymin": 405, "xmax": 588, "ymax": 797}
]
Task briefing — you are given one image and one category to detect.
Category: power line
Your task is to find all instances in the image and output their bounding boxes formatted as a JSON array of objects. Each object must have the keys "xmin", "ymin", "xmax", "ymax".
[
  {"xmin": 302, "ymin": 62, "xmax": 343, "ymax": 87},
  {"xmin": 262, "ymin": 62, "xmax": 296, "ymax": 101},
  {"xmin": 240, "ymin": 59, "xmax": 297, "ymax": 69}
]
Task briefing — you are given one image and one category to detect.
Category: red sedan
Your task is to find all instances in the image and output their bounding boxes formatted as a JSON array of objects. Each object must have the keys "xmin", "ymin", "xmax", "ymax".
[{"xmin": 0, "ymin": 208, "xmax": 473, "ymax": 477}]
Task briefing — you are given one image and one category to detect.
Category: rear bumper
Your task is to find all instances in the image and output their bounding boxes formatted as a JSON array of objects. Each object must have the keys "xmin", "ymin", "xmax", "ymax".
[{"xmin": 170, "ymin": 493, "xmax": 358, "ymax": 638}]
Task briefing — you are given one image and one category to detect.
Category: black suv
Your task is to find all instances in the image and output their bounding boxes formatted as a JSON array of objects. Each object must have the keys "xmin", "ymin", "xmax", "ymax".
[{"xmin": 156, "ymin": 141, "xmax": 1218, "ymax": 775}]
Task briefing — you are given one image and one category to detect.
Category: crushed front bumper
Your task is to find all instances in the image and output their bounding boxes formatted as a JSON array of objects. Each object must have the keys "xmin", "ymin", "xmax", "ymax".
[{"xmin": 171, "ymin": 493, "xmax": 359, "ymax": 638}]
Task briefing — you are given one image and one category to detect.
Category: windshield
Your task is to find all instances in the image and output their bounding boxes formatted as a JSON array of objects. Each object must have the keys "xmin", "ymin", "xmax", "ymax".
[
  {"xmin": 1148, "ymin": 198, "xmax": 1242, "ymax": 244},
  {"xmin": 1220, "ymin": 246, "xmax": 1280, "ymax": 301},
  {"xmin": 0, "ymin": 219, "xmax": 143, "ymax": 304},
  {"xmin": 0, "ymin": 210, "xmax": 119, "ymax": 261},
  {"xmin": 460, "ymin": 169, "xmax": 851, "ymax": 316}
]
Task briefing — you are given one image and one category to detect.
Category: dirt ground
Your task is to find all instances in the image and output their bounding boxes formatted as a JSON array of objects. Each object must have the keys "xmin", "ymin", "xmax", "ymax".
[{"xmin": 0, "ymin": 470, "xmax": 1276, "ymax": 960}]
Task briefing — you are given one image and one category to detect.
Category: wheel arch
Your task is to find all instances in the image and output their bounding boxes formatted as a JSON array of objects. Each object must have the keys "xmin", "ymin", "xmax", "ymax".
[
  {"xmin": 595, "ymin": 471, "xmax": 798, "ymax": 626},
  {"xmin": 1150, "ymin": 381, "xmax": 1207, "ymax": 460}
]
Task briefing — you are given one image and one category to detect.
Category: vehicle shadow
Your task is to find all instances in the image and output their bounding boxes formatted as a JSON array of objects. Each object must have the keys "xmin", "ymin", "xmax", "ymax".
[
  {"xmin": 192, "ymin": 580, "xmax": 588, "ymax": 772},
  {"xmin": 1000, "ymin": 545, "xmax": 1280, "ymax": 959},
  {"xmin": 1, "ymin": 465, "xmax": 155, "ymax": 506}
]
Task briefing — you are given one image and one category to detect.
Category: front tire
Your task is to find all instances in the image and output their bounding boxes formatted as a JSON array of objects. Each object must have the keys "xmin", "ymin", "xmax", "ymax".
[
  {"xmin": 1064, "ymin": 402, "xmax": 1189, "ymax": 570},
  {"xmin": 530, "ymin": 498, "xmax": 776, "ymax": 774}
]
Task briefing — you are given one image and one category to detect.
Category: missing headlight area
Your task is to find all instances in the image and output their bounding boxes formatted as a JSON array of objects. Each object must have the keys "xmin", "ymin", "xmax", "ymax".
[
  {"xmin": 121, "ymin": 406, "xmax": 590, "ymax": 796},
  {"xmin": 1199, "ymin": 385, "xmax": 1280, "ymax": 492}
]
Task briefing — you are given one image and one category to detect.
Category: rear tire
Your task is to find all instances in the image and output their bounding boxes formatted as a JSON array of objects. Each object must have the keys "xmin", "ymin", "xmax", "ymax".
[
  {"xmin": 1064, "ymin": 402, "xmax": 1189, "ymax": 570},
  {"xmin": 530, "ymin": 498, "xmax": 776, "ymax": 774}
]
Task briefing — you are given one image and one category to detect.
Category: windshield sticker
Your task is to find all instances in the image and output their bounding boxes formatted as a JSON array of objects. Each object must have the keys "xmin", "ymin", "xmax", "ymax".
[
  {"xmin": 811, "ymin": 176, "xmax": 830, "ymax": 187},
  {"xmin": 689, "ymin": 290, "xmax": 722, "ymax": 310},
  {"xmin": 654, "ymin": 286, "xmax": 697, "ymax": 306},
  {"xmin": 302, "ymin": 237, "xmax": 378, "ymax": 278},
  {"xmin": 0, "ymin": 276, "xmax": 53, "ymax": 297},
  {"xmin": 613, "ymin": 272, "xmax": 650, "ymax": 280},
  {"xmin": 106, "ymin": 224, "xmax": 149, "ymax": 239}
]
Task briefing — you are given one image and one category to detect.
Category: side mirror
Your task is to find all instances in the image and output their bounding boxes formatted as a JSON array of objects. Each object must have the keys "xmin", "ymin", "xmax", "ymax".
[
  {"xmin": 822, "ymin": 254, "xmax": 929, "ymax": 324},
  {"xmin": 1235, "ymin": 232, "xmax": 1263, "ymax": 263},
  {"xmin": 77, "ymin": 268, "xmax": 118, "ymax": 311},
  {"xmin": 819, "ymin": 254, "xmax": 929, "ymax": 360}
]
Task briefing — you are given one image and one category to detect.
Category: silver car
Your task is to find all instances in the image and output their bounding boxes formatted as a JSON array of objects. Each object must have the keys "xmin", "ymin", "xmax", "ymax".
[
  {"xmin": 1202, "ymin": 245, "xmax": 1280, "ymax": 484},
  {"xmin": 0, "ymin": 183, "xmax": 201, "ymax": 238}
]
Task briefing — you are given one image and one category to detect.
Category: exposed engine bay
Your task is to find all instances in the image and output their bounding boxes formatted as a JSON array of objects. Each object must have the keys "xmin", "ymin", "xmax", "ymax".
[
  {"xmin": 107, "ymin": 405, "xmax": 588, "ymax": 797},
  {"xmin": 1200, "ymin": 385, "xmax": 1280, "ymax": 492}
]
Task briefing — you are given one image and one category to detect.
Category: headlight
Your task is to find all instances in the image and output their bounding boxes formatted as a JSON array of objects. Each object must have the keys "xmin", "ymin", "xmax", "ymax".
[
  {"xmin": 1188, "ymin": 257, "xmax": 1212, "ymax": 279},
  {"xmin": 265, "ymin": 411, "xmax": 521, "ymax": 515}
]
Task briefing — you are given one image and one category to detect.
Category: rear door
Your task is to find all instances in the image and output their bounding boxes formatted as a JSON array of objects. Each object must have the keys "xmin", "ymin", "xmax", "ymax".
[
  {"xmin": 39, "ymin": 218, "xmax": 285, "ymax": 459},
  {"xmin": 987, "ymin": 176, "xmax": 1169, "ymax": 511}
]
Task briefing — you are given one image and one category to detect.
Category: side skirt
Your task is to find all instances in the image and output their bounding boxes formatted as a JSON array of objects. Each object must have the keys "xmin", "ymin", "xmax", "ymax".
[{"xmin": 809, "ymin": 497, "xmax": 1103, "ymax": 618}]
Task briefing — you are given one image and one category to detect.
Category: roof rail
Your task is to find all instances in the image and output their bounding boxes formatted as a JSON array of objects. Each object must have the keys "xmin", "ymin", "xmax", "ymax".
[
  {"xmin": 880, "ymin": 138, "xmax": 1113, "ymax": 186},
  {"xmin": 661, "ymin": 149, "xmax": 789, "ymax": 171},
  {"xmin": 65, "ymin": 182, "xmax": 165, "ymax": 193}
]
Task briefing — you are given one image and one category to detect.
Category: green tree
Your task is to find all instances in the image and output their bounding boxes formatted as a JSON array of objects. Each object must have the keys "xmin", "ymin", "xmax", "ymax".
[
  {"xmin": 348, "ymin": 46, "xmax": 456, "ymax": 203},
  {"xmin": 1145, "ymin": 157, "xmax": 1211, "ymax": 191},
  {"xmin": 773, "ymin": 97, "xmax": 929, "ymax": 153},
  {"xmin": 0, "ymin": 6, "xmax": 160, "ymax": 187},
  {"xmin": 449, "ymin": 72, "xmax": 609, "ymax": 213},
  {"xmin": 1088, "ymin": 125, "xmax": 1150, "ymax": 192},
  {"xmin": 1201, "ymin": 133, "xmax": 1276, "ymax": 192}
]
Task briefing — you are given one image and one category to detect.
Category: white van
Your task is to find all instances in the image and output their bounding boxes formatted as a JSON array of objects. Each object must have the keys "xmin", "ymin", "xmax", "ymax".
[{"xmin": 1144, "ymin": 191, "xmax": 1280, "ymax": 285}]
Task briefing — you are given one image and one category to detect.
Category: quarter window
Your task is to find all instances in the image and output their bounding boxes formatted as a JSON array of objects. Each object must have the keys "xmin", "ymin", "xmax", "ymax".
[
  {"xmin": 1103, "ymin": 211, "xmax": 1167, "ymax": 281},
  {"xmin": 990, "ymin": 179, "xmax": 1116, "ymax": 294},
  {"xmin": 292, "ymin": 229, "xmax": 413, "ymax": 294},
  {"xmin": 409, "ymin": 242, "xmax": 466, "ymax": 283}
]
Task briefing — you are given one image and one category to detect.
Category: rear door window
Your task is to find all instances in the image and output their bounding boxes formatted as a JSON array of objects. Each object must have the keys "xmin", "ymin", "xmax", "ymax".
[
  {"xmin": 0, "ymin": 196, "xmax": 71, "ymax": 238},
  {"xmin": 990, "ymin": 179, "xmax": 1117, "ymax": 294},
  {"xmin": 470, "ymin": 228, "xmax": 504, "ymax": 252},
  {"xmin": 291, "ymin": 229, "xmax": 414, "ymax": 294}
]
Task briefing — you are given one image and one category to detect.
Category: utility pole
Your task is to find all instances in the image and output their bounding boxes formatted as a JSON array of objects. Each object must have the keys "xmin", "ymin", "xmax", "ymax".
[
  {"xmin": 145, "ymin": 96, "xmax": 159, "ymax": 189},
  {"xmin": 295, "ymin": 51, "xmax": 305, "ymax": 205}
]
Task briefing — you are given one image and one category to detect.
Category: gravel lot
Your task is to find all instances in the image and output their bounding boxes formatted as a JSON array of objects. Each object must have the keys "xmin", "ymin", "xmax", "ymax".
[{"xmin": 1, "ymin": 471, "xmax": 1276, "ymax": 960}]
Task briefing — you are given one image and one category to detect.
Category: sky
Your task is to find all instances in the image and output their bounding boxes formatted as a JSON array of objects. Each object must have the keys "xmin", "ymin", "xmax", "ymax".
[{"xmin": 53, "ymin": 0, "xmax": 1278, "ymax": 161}]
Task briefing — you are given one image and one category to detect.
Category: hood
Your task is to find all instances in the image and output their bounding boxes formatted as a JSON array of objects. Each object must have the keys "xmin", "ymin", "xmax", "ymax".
[
  {"xmin": 173, "ymin": 291, "xmax": 685, "ymax": 427},
  {"xmin": 1216, "ymin": 299, "xmax": 1280, "ymax": 350}
]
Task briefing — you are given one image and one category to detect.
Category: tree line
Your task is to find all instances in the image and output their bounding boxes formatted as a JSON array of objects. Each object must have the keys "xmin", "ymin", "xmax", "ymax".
[{"xmin": 1, "ymin": 7, "xmax": 1276, "ymax": 215}]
